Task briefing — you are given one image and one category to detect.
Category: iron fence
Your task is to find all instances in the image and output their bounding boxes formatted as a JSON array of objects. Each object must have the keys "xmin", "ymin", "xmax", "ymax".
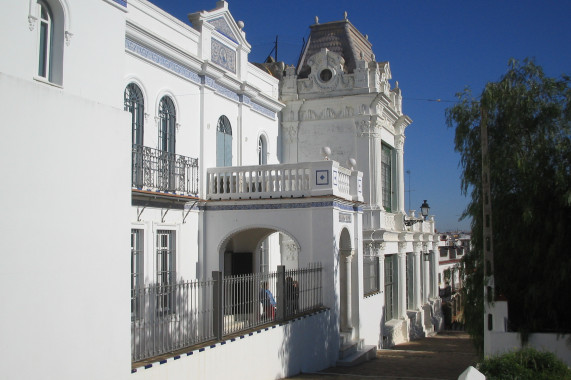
[
  {"xmin": 132, "ymin": 144, "xmax": 199, "ymax": 195},
  {"xmin": 131, "ymin": 264, "xmax": 323, "ymax": 362},
  {"xmin": 131, "ymin": 279, "xmax": 215, "ymax": 362}
]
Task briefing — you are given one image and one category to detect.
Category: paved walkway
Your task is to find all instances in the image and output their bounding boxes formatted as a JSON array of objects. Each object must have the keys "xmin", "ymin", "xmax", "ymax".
[{"xmin": 285, "ymin": 331, "xmax": 479, "ymax": 380}]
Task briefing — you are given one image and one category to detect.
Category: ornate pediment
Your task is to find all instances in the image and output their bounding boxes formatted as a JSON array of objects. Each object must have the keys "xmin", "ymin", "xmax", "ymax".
[{"xmin": 208, "ymin": 17, "xmax": 238, "ymax": 44}]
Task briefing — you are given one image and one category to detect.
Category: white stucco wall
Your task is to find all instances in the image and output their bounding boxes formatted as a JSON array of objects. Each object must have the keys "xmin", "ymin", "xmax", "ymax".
[
  {"xmin": 487, "ymin": 332, "xmax": 571, "ymax": 367},
  {"xmin": 0, "ymin": 73, "xmax": 131, "ymax": 380},
  {"xmin": 131, "ymin": 311, "xmax": 338, "ymax": 380}
]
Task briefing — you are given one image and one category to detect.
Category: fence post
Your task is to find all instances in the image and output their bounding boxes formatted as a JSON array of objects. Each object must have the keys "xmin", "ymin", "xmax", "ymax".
[
  {"xmin": 212, "ymin": 271, "xmax": 223, "ymax": 340},
  {"xmin": 276, "ymin": 265, "xmax": 285, "ymax": 321}
]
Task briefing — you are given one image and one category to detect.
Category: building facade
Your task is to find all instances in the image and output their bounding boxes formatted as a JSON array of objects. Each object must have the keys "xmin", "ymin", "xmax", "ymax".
[{"xmin": 0, "ymin": 1, "xmax": 441, "ymax": 379}]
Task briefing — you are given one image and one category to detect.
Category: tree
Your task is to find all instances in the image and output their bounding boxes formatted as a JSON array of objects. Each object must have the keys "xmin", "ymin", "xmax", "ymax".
[{"xmin": 446, "ymin": 59, "xmax": 571, "ymax": 353}]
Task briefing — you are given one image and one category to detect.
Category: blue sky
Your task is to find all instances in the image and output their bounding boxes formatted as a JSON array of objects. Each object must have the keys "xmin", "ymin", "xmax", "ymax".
[{"xmin": 150, "ymin": 0, "xmax": 571, "ymax": 232}]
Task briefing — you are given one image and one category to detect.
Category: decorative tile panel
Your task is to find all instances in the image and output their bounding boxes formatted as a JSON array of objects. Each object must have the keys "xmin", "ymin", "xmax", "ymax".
[
  {"xmin": 316, "ymin": 170, "xmax": 329, "ymax": 186},
  {"xmin": 208, "ymin": 17, "xmax": 238, "ymax": 44},
  {"xmin": 201, "ymin": 200, "xmax": 361, "ymax": 212},
  {"xmin": 203, "ymin": 76, "xmax": 239, "ymax": 102},
  {"xmin": 125, "ymin": 39, "xmax": 200, "ymax": 84},
  {"xmin": 125, "ymin": 39, "xmax": 274, "ymax": 119},
  {"xmin": 211, "ymin": 38, "xmax": 236, "ymax": 73},
  {"xmin": 251, "ymin": 102, "xmax": 276, "ymax": 119}
]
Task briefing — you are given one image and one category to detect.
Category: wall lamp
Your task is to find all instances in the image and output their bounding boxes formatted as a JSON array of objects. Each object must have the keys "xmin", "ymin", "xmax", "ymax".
[
  {"xmin": 423, "ymin": 251, "xmax": 431, "ymax": 261},
  {"xmin": 404, "ymin": 200, "xmax": 430, "ymax": 226}
]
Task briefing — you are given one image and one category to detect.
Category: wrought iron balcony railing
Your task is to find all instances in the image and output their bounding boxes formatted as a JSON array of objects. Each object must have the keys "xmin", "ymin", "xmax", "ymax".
[{"xmin": 132, "ymin": 144, "xmax": 199, "ymax": 196}]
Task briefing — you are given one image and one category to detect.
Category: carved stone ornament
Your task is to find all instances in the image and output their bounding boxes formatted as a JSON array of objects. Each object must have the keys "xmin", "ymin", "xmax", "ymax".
[
  {"xmin": 286, "ymin": 125, "xmax": 298, "ymax": 143},
  {"xmin": 395, "ymin": 135, "xmax": 405, "ymax": 150},
  {"xmin": 413, "ymin": 241, "xmax": 422, "ymax": 252},
  {"xmin": 355, "ymin": 119, "xmax": 372, "ymax": 137},
  {"xmin": 304, "ymin": 49, "xmax": 354, "ymax": 92},
  {"xmin": 398, "ymin": 241, "xmax": 407, "ymax": 253},
  {"xmin": 28, "ymin": 15, "xmax": 37, "ymax": 31},
  {"xmin": 65, "ymin": 31, "xmax": 73, "ymax": 46}
]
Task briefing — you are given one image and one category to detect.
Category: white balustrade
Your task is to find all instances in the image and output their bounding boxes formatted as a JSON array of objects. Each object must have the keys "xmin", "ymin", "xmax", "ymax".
[{"xmin": 206, "ymin": 161, "xmax": 363, "ymax": 202}]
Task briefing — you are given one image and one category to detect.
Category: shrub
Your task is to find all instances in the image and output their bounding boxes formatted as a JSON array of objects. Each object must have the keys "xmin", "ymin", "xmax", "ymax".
[{"xmin": 478, "ymin": 347, "xmax": 571, "ymax": 380}]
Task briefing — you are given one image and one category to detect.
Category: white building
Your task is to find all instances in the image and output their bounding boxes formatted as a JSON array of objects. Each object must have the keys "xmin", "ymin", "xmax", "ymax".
[{"xmin": 0, "ymin": 1, "xmax": 442, "ymax": 379}]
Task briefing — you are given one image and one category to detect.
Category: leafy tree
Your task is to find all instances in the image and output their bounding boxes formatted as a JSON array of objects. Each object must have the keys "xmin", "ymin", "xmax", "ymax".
[{"xmin": 446, "ymin": 59, "xmax": 571, "ymax": 353}]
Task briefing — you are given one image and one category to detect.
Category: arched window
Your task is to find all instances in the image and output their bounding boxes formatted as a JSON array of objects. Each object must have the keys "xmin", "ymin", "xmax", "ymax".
[
  {"xmin": 34, "ymin": 0, "xmax": 64, "ymax": 85},
  {"xmin": 158, "ymin": 96, "xmax": 176, "ymax": 153},
  {"xmin": 216, "ymin": 115, "xmax": 232, "ymax": 167},
  {"xmin": 258, "ymin": 135, "xmax": 267, "ymax": 165},
  {"xmin": 124, "ymin": 83, "xmax": 144, "ymax": 146},
  {"xmin": 37, "ymin": 1, "xmax": 53, "ymax": 80}
]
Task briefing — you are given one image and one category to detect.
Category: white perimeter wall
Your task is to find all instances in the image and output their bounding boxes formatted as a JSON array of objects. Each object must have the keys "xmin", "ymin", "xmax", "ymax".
[
  {"xmin": 131, "ymin": 311, "xmax": 338, "ymax": 380},
  {"xmin": 0, "ymin": 74, "xmax": 132, "ymax": 380},
  {"xmin": 487, "ymin": 332, "xmax": 571, "ymax": 367}
]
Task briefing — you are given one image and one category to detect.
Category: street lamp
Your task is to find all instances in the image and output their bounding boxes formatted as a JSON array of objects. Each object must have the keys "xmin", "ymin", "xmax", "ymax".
[
  {"xmin": 420, "ymin": 200, "xmax": 430, "ymax": 220},
  {"xmin": 404, "ymin": 200, "xmax": 431, "ymax": 226}
]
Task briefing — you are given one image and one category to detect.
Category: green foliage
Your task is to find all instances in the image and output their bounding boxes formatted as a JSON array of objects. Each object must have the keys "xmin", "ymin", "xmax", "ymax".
[
  {"xmin": 478, "ymin": 348, "xmax": 571, "ymax": 380},
  {"xmin": 446, "ymin": 59, "xmax": 571, "ymax": 351}
]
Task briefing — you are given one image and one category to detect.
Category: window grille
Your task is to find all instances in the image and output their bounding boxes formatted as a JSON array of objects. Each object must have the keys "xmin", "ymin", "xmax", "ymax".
[
  {"xmin": 124, "ymin": 83, "xmax": 144, "ymax": 146},
  {"xmin": 384, "ymin": 255, "xmax": 394, "ymax": 321},
  {"xmin": 156, "ymin": 230, "xmax": 176, "ymax": 314},
  {"xmin": 158, "ymin": 96, "xmax": 176, "ymax": 153},
  {"xmin": 363, "ymin": 250, "xmax": 379, "ymax": 296},
  {"xmin": 131, "ymin": 229, "xmax": 144, "ymax": 320},
  {"xmin": 381, "ymin": 144, "xmax": 392, "ymax": 211}
]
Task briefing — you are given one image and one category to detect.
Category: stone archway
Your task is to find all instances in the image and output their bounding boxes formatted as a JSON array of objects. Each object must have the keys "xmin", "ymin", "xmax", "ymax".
[{"xmin": 219, "ymin": 227, "xmax": 300, "ymax": 277}]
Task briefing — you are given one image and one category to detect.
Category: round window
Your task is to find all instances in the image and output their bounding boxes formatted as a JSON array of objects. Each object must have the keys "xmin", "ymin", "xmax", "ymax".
[{"xmin": 320, "ymin": 69, "xmax": 333, "ymax": 82}]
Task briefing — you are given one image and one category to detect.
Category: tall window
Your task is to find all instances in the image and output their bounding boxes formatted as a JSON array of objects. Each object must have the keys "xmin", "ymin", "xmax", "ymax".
[
  {"xmin": 216, "ymin": 115, "xmax": 232, "ymax": 167},
  {"xmin": 124, "ymin": 83, "xmax": 145, "ymax": 146},
  {"xmin": 384, "ymin": 255, "xmax": 395, "ymax": 321},
  {"xmin": 258, "ymin": 135, "xmax": 267, "ymax": 165},
  {"xmin": 381, "ymin": 144, "xmax": 392, "ymax": 211},
  {"xmin": 406, "ymin": 253, "xmax": 414, "ymax": 309},
  {"xmin": 131, "ymin": 229, "xmax": 144, "ymax": 320},
  {"xmin": 156, "ymin": 230, "xmax": 176, "ymax": 314},
  {"xmin": 37, "ymin": 1, "xmax": 53, "ymax": 81},
  {"xmin": 158, "ymin": 96, "xmax": 176, "ymax": 153},
  {"xmin": 126, "ymin": 84, "xmax": 145, "ymax": 188},
  {"xmin": 363, "ymin": 248, "xmax": 379, "ymax": 296}
]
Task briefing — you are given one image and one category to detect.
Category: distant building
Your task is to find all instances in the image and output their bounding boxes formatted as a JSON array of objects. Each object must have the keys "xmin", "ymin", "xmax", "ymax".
[{"xmin": 0, "ymin": 1, "xmax": 442, "ymax": 379}]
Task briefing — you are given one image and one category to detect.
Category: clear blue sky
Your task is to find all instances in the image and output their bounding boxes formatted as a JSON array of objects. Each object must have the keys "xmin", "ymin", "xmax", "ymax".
[{"xmin": 150, "ymin": 0, "xmax": 571, "ymax": 232}]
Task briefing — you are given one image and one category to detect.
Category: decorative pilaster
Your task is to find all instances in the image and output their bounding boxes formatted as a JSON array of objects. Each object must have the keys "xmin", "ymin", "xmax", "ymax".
[
  {"xmin": 342, "ymin": 251, "xmax": 355, "ymax": 332},
  {"xmin": 395, "ymin": 134, "xmax": 405, "ymax": 213},
  {"xmin": 397, "ymin": 241, "xmax": 407, "ymax": 318}
]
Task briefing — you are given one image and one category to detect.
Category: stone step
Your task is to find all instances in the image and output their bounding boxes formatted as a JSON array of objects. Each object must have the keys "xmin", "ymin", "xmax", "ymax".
[{"xmin": 336, "ymin": 344, "xmax": 377, "ymax": 367}]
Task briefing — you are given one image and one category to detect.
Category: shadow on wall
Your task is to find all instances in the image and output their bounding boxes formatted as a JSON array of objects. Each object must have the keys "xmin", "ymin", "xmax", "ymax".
[
  {"xmin": 378, "ymin": 306, "xmax": 389, "ymax": 349},
  {"xmin": 277, "ymin": 234, "xmax": 341, "ymax": 377}
]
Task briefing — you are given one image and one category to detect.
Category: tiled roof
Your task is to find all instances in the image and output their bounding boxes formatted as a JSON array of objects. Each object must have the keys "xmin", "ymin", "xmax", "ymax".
[{"xmin": 297, "ymin": 19, "xmax": 374, "ymax": 78}]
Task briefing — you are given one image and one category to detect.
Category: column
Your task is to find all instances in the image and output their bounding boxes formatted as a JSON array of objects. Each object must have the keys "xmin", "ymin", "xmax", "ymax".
[
  {"xmin": 395, "ymin": 134, "xmax": 405, "ymax": 213},
  {"xmin": 413, "ymin": 249, "xmax": 422, "ymax": 310},
  {"xmin": 343, "ymin": 252, "xmax": 354, "ymax": 331},
  {"xmin": 431, "ymin": 242, "xmax": 439, "ymax": 298},
  {"xmin": 397, "ymin": 242, "xmax": 407, "ymax": 318}
]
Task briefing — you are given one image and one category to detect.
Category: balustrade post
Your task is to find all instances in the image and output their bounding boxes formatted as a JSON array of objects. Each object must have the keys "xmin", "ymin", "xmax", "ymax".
[
  {"xmin": 212, "ymin": 271, "xmax": 223, "ymax": 340},
  {"xmin": 276, "ymin": 266, "xmax": 285, "ymax": 321}
]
